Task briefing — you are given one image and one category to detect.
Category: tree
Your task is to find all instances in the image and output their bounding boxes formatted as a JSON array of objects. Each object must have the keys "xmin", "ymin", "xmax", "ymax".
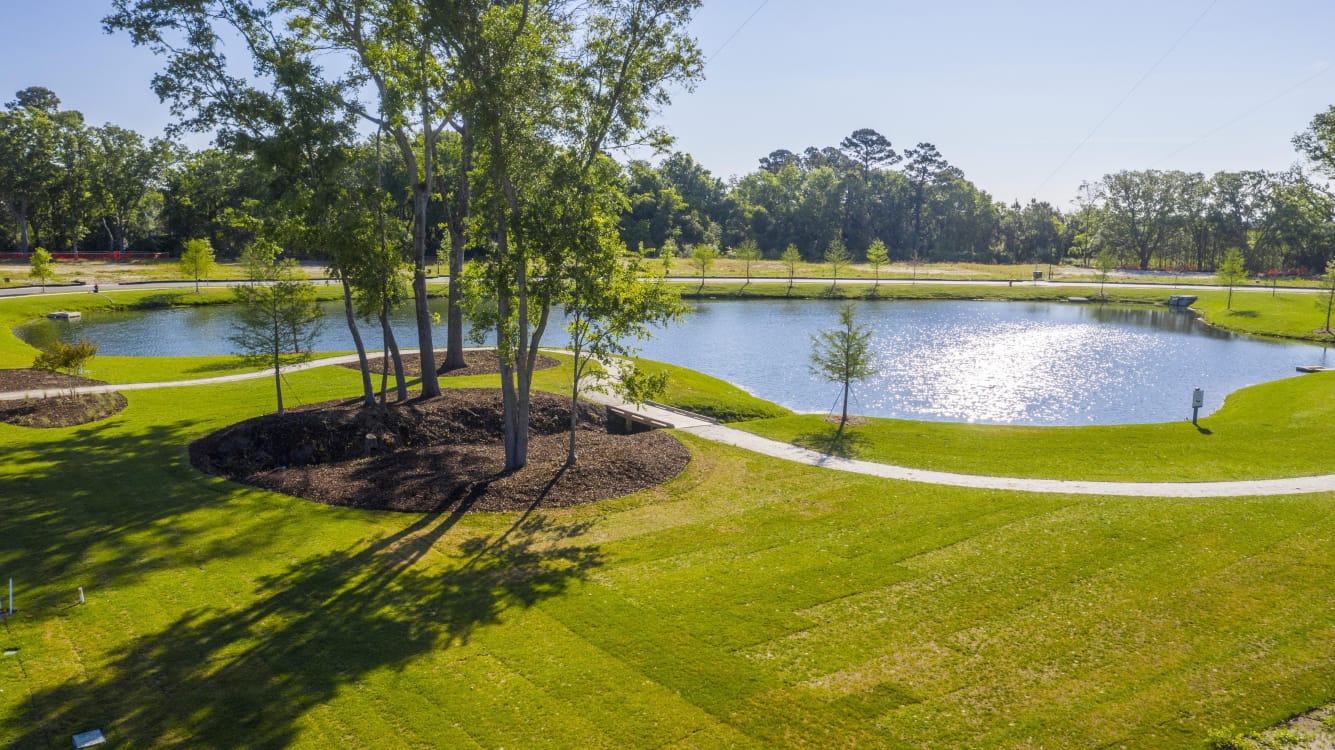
[
  {"xmin": 563, "ymin": 248, "xmax": 683, "ymax": 465},
  {"xmin": 29, "ymin": 247, "xmax": 55, "ymax": 290},
  {"xmin": 34, "ymin": 338, "xmax": 98, "ymax": 393},
  {"xmin": 839, "ymin": 128, "xmax": 899, "ymax": 178},
  {"xmin": 1216, "ymin": 247, "xmax": 1247, "ymax": 311},
  {"xmin": 865, "ymin": 238, "xmax": 889, "ymax": 291},
  {"xmin": 1294, "ymin": 106, "xmax": 1335, "ymax": 179},
  {"xmin": 178, "ymin": 238, "xmax": 215, "ymax": 292},
  {"xmin": 780, "ymin": 244, "xmax": 801, "ymax": 295},
  {"xmin": 105, "ymin": 0, "xmax": 461, "ymax": 396},
  {"xmin": 1095, "ymin": 170, "xmax": 1190, "ymax": 270},
  {"xmin": 90, "ymin": 124, "xmax": 167, "ymax": 254},
  {"xmin": 809, "ymin": 303, "xmax": 878, "ymax": 436},
  {"xmin": 8, "ymin": 87, "xmax": 61, "ymax": 114},
  {"xmin": 228, "ymin": 241, "xmax": 323, "ymax": 415},
  {"xmin": 825, "ymin": 238, "xmax": 851, "ymax": 292},
  {"xmin": 691, "ymin": 243, "xmax": 718, "ymax": 293},
  {"xmin": 448, "ymin": 0, "xmax": 704, "ymax": 472},
  {"xmin": 1095, "ymin": 248, "xmax": 1115, "ymax": 298},
  {"xmin": 734, "ymin": 239, "xmax": 761, "ymax": 288},
  {"xmin": 1324, "ymin": 258, "xmax": 1335, "ymax": 335},
  {"xmin": 0, "ymin": 105, "xmax": 59, "ymax": 254},
  {"xmin": 902, "ymin": 143, "xmax": 958, "ymax": 266}
]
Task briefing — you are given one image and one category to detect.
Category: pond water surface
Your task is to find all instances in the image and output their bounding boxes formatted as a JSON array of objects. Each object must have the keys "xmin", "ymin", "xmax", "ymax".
[{"xmin": 25, "ymin": 298, "xmax": 1329, "ymax": 426}]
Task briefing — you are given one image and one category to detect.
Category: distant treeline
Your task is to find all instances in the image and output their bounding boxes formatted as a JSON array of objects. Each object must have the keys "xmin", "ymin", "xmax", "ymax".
[{"xmin": 3, "ymin": 88, "xmax": 1333, "ymax": 274}]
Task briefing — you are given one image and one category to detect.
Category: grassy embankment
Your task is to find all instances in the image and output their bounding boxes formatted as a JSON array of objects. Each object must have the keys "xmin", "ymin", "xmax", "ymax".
[{"xmin": 2, "ymin": 289, "xmax": 1335, "ymax": 747}]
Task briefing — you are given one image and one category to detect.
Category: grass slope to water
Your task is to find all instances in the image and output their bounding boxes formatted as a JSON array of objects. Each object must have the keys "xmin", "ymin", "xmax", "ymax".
[
  {"xmin": 739, "ymin": 370, "xmax": 1335, "ymax": 482},
  {"xmin": 2, "ymin": 366, "xmax": 1335, "ymax": 748}
]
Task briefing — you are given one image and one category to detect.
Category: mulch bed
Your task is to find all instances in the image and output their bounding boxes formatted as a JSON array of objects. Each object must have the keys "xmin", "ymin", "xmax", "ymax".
[
  {"xmin": 190, "ymin": 388, "xmax": 689, "ymax": 513},
  {"xmin": 339, "ymin": 349, "xmax": 560, "ymax": 379},
  {"xmin": 0, "ymin": 368, "xmax": 128, "ymax": 428}
]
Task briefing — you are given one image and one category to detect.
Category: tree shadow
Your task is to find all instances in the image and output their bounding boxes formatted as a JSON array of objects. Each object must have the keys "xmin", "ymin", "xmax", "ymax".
[
  {"xmin": 2, "ymin": 417, "xmax": 291, "ymax": 604},
  {"xmin": 5, "ymin": 492, "xmax": 603, "ymax": 748},
  {"xmin": 794, "ymin": 424, "xmax": 871, "ymax": 459}
]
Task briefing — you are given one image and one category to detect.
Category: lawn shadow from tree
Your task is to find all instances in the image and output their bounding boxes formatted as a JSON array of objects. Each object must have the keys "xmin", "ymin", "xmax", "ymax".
[
  {"xmin": 1, "ymin": 417, "xmax": 297, "ymax": 604},
  {"xmin": 5, "ymin": 483, "xmax": 603, "ymax": 748},
  {"xmin": 793, "ymin": 424, "xmax": 872, "ymax": 459}
]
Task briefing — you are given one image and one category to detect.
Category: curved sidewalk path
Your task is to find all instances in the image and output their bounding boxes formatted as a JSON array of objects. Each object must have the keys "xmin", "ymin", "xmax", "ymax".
[{"xmin": 5, "ymin": 353, "xmax": 1335, "ymax": 498}]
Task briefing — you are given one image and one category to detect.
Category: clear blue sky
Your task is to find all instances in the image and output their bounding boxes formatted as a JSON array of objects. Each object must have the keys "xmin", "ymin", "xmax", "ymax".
[{"xmin": 3, "ymin": 0, "xmax": 1332, "ymax": 207}]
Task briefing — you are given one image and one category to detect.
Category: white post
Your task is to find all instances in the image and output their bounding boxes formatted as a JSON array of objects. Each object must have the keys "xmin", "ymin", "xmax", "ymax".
[{"xmin": 78, "ymin": 587, "xmax": 85, "ymax": 605}]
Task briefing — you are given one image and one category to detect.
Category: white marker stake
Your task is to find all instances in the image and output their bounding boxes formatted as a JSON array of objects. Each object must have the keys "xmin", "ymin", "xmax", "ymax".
[{"xmin": 78, "ymin": 587, "xmax": 85, "ymax": 605}]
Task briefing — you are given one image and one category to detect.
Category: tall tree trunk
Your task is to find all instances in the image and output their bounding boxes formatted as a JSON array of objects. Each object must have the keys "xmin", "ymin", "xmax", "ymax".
[
  {"xmin": 441, "ymin": 127, "xmax": 472, "ymax": 373},
  {"xmin": 18, "ymin": 208, "xmax": 30, "ymax": 255},
  {"xmin": 341, "ymin": 278, "xmax": 376, "ymax": 408},
  {"xmin": 839, "ymin": 377, "xmax": 849, "ymax": 435},
  {"xmin": 272, "ymin": 317, "xmax": 285, "ymax": 415},
  {"xmin": 380, "ymin": 306, "xmax": 407, "ymax": 402},
  {"xmin": 566, "ymin": 324, "xmax": 584, "ymax": 467},
  {"xmin": 410, "ymin": 183, "xmax": 441, "ymax": 398}
]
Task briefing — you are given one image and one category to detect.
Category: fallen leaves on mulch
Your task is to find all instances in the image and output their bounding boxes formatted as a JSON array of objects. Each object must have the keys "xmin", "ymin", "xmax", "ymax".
[{"xmin": 190, "ymin": 388, "xmax": 689, "ymax": 513}]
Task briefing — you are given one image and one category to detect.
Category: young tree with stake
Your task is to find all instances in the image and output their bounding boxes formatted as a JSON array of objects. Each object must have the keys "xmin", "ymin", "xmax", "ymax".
[
  {"xmin": 691, "ymin": 243, "xmax": 718, "ymax": 294},
  {"xmin": 229, "ymin": 240, "xmax": 322, "ymax": 415},
  {"xmin": 825, "ymin": 238, "xmax": 850, "ymax": 293},
  {"xmin": 865, "ymin": 239, "xmax": 889, "ymax": 293},
  {"xmin": 810, "ymin": 303, "xmax": 878, "ymax": 436},
  {"xmin": 734, "ymin": 239, "xmax": 761, "ymax": 289},
  {"xmin": 1217, "ymin": 248, "xmax": 1247, "ymax": 311},
  {"xmin": 780, "ymin": 244, "xmax": 801, "ymax": 295},
  {"xmin": 178, "ymin": 238, "xmax": 214, "ymax": 293}
]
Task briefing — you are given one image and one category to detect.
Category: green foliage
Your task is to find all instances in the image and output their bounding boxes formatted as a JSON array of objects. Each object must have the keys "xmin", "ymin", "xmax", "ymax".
[
  {"xmin": 691, "ymin": 243, "xmax": 718, "ymax": 289},
  {"xmin": 1326, "ymin": 258, "xmax": 1335, "ymax": 333},
  {"xmin": 1217, "ymin": 248, "xmax": 1248, "ymax": 310},
  {"xmin": 32, "ymin": 337, "xmax": 98, "ymax": 382},
  {"xmin": 1095, "ymin": 249, "xmax": 1115, "ymax": 297},
  {"xmin": 824, "ymin": 238, "xmax": 851, "ymax": 291},
  {"xmin": 733, "ymin": 239, "xmax": 761, "ymax": 284},
  {"xmin": 617, "ymin": 362, "xmax": 670, "ymax": 408},
  {"xmin": 809, "ymin": 302, "xmax": 877, "ymax": 430},
  {"xmin": 28, "ymin": 246, "xmax": 54, "ymax": 289},
  {"xmin": 229, "ymin": 241, "xmax": 322, "ymax": 413},
  {"xmin": 866, "ymin": 239, "xmax": 889, "ymax": 287},
  {"xmin": 780, "ymin": 244, "xmax": 802, "ymax": 290},
  {"xmin": 177, "ymin": 238, "xmax": 215, "ymax": 292}
]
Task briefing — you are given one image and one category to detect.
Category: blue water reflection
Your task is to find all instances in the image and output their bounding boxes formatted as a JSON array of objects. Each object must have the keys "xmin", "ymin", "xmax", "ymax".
[{"xmin": 27, "ymin": 298, "xmax": 1330, "ymax": 426}]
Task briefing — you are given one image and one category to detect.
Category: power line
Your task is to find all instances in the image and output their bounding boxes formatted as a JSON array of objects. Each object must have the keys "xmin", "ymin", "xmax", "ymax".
[
  {"xmin": 709, "ymin": 0, "xmax": 772, "ymax": 62},
  {"xmin": 1153, "ymin": 62, "xmax": 1334, "ymax": 167},
  {"xmin": 1031, "ymin": 0, "xmax": 1220, "ymax": 197}
]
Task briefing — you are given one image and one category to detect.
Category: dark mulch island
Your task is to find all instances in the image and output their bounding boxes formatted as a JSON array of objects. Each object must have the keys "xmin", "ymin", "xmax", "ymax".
[
  {"xmin": 190, "ymin": 388, "xmax": 689, "ymax": 513},
  {"xmin": 0, "ymin": 369, "xmax": 128, "ymax": 428},
  {"xmin": 339, "ymin": 349, "xmax": 560, "ymax": 379}
]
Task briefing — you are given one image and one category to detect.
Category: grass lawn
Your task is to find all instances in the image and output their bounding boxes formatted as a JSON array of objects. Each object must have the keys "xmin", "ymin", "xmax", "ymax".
[
  {"xmin": 636, "ymin": 357, "xmax": 791, "ymax": 422},
  {"xmin": 0, "ymin": 259, "xmax": 329, "ymax": 288},
  {"xmin": 3, "ymin": 289, "xmax": 1335, "ymax": 747},
  {"xmin": 738, "ymin": 370, "xmax": 1335, "ymax": 481}
]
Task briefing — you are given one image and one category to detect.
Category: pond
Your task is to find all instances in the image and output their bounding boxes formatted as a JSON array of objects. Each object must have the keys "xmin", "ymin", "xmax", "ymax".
[{"xmin": 22, "ymin": 298, "xmax": 1330, "ymax": 426}]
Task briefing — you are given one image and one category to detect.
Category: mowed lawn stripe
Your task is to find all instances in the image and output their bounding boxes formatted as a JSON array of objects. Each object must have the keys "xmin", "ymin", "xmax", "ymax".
[{"xmin": 481, "ymin": 605, "xmax": 749, "ymax": 747}]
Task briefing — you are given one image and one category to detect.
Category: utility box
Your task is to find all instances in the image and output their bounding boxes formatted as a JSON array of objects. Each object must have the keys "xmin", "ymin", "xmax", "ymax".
[{"xmin": 1032, "ymin": 270, "xmax": 1043, "ymax": 281}]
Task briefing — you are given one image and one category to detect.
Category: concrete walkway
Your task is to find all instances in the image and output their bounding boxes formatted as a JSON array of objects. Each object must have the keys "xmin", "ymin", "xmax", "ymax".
[{"xmin": 6, "ymin": 352, "xmax": 1335, "ymax": 498}]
